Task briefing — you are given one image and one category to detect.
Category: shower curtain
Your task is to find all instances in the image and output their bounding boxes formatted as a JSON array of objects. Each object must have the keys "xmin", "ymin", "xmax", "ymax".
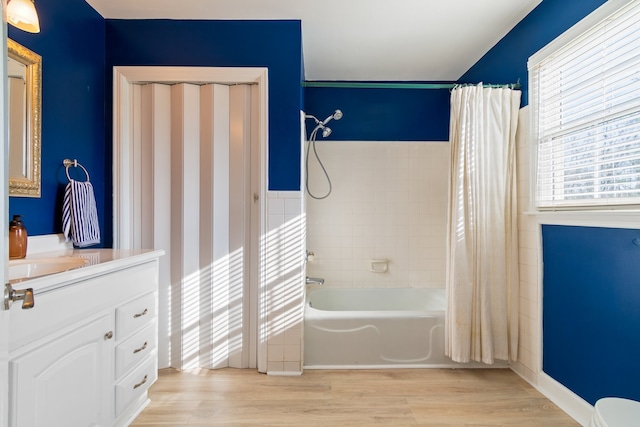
[{"xmin": 445, "ymin": 84, "xmax": 520, "ymax": 364}]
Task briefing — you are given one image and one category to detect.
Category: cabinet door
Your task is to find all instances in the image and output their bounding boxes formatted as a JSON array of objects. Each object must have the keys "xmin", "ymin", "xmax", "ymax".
[{"xmin": 10, "ymin": 315, "xmax": 112, "ymax": 427}]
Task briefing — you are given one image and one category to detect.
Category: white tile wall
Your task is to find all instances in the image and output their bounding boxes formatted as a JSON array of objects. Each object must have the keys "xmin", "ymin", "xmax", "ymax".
[
  {"xmin": 265, "ymin": 191, "xmax": 305, "ymax": 374},
  {"xmin": 512, "ymin": 106, "xmax": 542, "ymax": 384},
  {"xmin": 305, "ymin": 141, "xmax": 449, "ymax": 289}
]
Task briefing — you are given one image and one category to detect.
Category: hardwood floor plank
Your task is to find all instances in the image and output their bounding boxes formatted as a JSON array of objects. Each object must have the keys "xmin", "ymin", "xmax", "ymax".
[
  {"xmin": 130, "ymin": 368, "xmax": 580, "ymax": 426},
  {"xmin": 409, "ymin": 396, "xmax": 577, "ymax": 425},
  {"xmin": 189, "ymin": 401, "xmax": 414, "ymax": 425}
]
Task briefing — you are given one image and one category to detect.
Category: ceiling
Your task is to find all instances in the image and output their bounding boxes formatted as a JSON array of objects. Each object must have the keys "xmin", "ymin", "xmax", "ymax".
[{"xmin": 85, "ymin": 0, "xmax": 542, "ymax": 82}]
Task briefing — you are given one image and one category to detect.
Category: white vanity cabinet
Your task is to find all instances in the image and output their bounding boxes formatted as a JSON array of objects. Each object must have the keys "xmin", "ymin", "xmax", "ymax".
[
  {"xmin": 113, "ymin": 289, "xmax": 158, "ymax": 420},
  {"xmin": 11, "ymin": 315, "xmax": 113, "ymax": 426},
  {"xmin": 7, "ymin": 251, "xmax": 162, "ymax": 427}
]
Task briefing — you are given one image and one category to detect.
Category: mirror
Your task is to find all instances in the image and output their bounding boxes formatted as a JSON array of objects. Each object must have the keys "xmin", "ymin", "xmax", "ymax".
[{"xmin": 8, "ymin": 38, "xmax": 41, "ymax": 197}]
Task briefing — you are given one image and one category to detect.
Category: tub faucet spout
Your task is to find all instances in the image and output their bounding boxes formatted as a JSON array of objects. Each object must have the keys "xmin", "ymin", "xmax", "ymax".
[{"xmin": 306, "ymin": 276, "xmax": 325, "ymax": 285}]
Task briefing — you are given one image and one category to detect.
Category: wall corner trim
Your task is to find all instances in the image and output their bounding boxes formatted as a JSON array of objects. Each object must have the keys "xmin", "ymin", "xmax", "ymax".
[{"xmin": 537, "ymin": 372, "xmax": 593, "ymax": 426}]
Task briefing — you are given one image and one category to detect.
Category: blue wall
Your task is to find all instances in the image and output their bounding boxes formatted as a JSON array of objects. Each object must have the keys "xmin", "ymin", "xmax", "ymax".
[
  {"xmin": 303, "ymin": 85, "xmax": 451, "ymax": 141},
  {"xmin": 542, "ymin": 225, "xmax": 640, "ymax": 404},
  {"xmin": 8, "ymin": 0, "xmax": 105, "ymax": 239},
  {"xmin": 461, "ymin": 0, "xmax": 608, "ymax": 106},
  {"xmin": 105, "ymin": 20, "xmax": 303, "ymax": 199},
  {"xmin": 8, "ymin": 14, "xmax": 304, "ymax": 245},
  {"xmin": 462, "ymin": 0, "xmax": 639, "ymax": 405}
]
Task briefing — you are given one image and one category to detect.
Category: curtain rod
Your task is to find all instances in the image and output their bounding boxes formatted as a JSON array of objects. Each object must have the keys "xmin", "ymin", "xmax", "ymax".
[{"xmin": 302, "ymin": 81, "xmax": 521, "ymax": 90}]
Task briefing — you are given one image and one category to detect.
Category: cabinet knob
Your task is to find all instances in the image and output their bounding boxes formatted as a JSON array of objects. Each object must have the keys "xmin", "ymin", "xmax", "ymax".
[{"xmin": 104, "ymin": 331, "xmax": 114, "ymax": 340}]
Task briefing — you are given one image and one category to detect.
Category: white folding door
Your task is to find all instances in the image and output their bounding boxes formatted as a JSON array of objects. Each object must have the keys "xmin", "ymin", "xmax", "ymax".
[{"xmin": 133, "ymin": 82, "xmax": 259, "ymax": 370}]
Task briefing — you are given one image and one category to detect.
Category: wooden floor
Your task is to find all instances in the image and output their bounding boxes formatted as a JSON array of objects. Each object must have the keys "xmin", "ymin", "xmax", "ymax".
[{"xmin": 131, "ymin": 368, "xmax": 580, "ymax": 426}]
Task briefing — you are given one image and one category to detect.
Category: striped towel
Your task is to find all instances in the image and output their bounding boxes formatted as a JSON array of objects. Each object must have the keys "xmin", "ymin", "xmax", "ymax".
[{"xmin": 62, "ymin": 179, "xmax": 101, "ymax": 247}]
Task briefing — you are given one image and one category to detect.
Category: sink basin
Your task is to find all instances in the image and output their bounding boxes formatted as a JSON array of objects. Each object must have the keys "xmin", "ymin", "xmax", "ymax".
[{"xmin": 9, "ymin": 257, "xmax": 89, "ymax": 281}]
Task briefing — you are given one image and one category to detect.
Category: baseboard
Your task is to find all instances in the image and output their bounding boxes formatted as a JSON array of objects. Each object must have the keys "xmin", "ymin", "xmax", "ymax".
[
  {"xmin": 267, "ymin": 370, "xmax": 303, "ymax": 376},
  {"xmin": 304, "ymin": 362, "xmax": 508, "ymax": 370},
  {"xmin": 536, "ymin": 372, "xmax": 593, "ymax": 426},
  {"xmin": 114, "ymin": 394, "xmax": 150, "ymax": 427},
  {"xmin": 510, "ymin": 361, "xmax": 538, "ymax": 386}
]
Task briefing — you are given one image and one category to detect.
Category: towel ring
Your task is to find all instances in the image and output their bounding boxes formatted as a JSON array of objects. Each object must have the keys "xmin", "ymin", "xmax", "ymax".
[{"xmin": 63, "ymin": 158, "xmax": 90, "ymax": 182}]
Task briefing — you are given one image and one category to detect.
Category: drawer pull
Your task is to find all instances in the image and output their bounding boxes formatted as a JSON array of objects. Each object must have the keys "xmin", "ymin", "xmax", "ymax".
[
  {"xmin": 133, "ymin": 308, "xmax": 148, "ymax": 319},
  {"xmin": 133, "ymin": 341, "xmax": 148, "ymax": 354},
  {"xmin": 133, "ymin": 374, "xmax": 148, "ymax": 390},
  {"xmin": 104, "ymin": 331, "xmax": 114, "ymax": 340}
]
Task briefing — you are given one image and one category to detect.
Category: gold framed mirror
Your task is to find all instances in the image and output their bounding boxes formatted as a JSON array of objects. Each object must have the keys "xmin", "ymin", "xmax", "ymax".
[{"xmin": 8, "ymin": 38, "xmax": 41, "ymax": 197}]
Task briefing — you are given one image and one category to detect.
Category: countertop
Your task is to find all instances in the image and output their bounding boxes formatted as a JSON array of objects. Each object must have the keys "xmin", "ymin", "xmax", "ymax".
[{"xmin": 9, "ymin": 248, "xmax": 165, "ymax": 293}]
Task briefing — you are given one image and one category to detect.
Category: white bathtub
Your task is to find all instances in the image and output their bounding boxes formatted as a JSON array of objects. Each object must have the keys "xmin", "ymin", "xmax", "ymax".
[{"xmin": 304, "ymin": 287, "xmax": 461, "ymax": 369}]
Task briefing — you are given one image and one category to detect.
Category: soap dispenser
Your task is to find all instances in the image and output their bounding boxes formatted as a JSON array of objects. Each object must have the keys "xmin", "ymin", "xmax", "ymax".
[{"xmin": 9, "ymin": 214, "xmax": 27, "ymax": 259}]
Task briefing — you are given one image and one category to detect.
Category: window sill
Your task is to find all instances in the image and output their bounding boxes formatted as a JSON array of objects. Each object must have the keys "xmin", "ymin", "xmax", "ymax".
[{"xmin": 523, "ymin": 210, "xmax": 640, "ymax": 229}]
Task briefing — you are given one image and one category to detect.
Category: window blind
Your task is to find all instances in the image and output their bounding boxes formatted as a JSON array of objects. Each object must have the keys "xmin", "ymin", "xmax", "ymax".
[{"xmin": 529, "ymin": 0, "xmax": 640, "ymax": 208}]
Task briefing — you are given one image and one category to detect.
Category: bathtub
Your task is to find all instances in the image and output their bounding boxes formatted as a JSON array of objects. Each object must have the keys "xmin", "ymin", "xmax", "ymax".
[{"xmin": 304, "ymin": 287, "xmax": 468, "ymax": 369}]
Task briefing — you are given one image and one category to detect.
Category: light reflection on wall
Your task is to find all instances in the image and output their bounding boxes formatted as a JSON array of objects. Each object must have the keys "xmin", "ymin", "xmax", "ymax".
[
  {"xmin": 169, "ymin": 191, "xmax": 306, "ymax": 374},
  {"xmin": 178, "ymin": 248, "xmax": 247, "ymax": 370},
  {"xmin": 263, "ymin": 192, "xmax": 305, "ymax": 373}
]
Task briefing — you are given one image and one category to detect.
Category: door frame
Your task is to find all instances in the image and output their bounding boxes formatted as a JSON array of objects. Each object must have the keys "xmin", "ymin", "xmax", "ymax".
[
  {"xmin": 1, "ymin": 1, "xmax": 10, "ymax": 422},
  {"xmin": 112, "ymin": 66, "xmax": 268, "ymax": 373}
]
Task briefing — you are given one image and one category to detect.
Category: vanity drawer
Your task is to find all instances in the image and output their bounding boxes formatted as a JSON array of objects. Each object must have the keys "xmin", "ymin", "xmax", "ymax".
[
  {"xmin": 115, "ymin": 322, "xmax": 157, "ymax": 379},
  {"xmin": 116, "ymin": 291, "xmax": 156, "ymax": 339},
  {"xmin": 115, "ymin": 356, "xmax": 158, "ymax": 418}
]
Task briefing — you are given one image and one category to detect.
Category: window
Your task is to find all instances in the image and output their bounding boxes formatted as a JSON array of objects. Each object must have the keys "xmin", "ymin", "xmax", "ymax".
[{"xmin": 529, "ymin": 0, "xmax": 640, "ymax": 209}]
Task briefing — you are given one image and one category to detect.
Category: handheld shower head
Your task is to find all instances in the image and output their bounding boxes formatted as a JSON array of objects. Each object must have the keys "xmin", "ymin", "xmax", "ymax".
[
  {"xmin": 306, "ymin": 109, "xmax": 342, "ymax": 200},
  {"xmin": 322, "ymin": 109, "xmax": 343, "ymax": 125},
  {"xmin": 306, "ymin": 109, "xmax": 342, "ymax": 139}
]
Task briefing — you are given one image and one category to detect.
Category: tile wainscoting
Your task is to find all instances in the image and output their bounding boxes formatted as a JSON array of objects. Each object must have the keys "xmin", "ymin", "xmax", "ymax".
[{"xmin": 265, "ymin": 191, "xmax": 305, "ymax": 374}]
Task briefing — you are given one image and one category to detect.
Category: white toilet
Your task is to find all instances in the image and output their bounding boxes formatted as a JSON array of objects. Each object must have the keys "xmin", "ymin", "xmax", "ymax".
[{"xmin": 589, "ymin": 397, "xmax": 640, "ymax": 427}]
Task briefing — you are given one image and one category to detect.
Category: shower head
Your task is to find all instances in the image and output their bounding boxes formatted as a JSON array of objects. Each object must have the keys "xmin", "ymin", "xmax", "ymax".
[
  {"xmin": 306, "ymin": 109, "xmax": 342, "ymax": 139},
  {"xmin": 306, "ymin": 109, "xmax": 343, "ymax": 126},
  {"xmin": 322, "ymin": 109, "xmax": 343, "ymax": 125}
]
